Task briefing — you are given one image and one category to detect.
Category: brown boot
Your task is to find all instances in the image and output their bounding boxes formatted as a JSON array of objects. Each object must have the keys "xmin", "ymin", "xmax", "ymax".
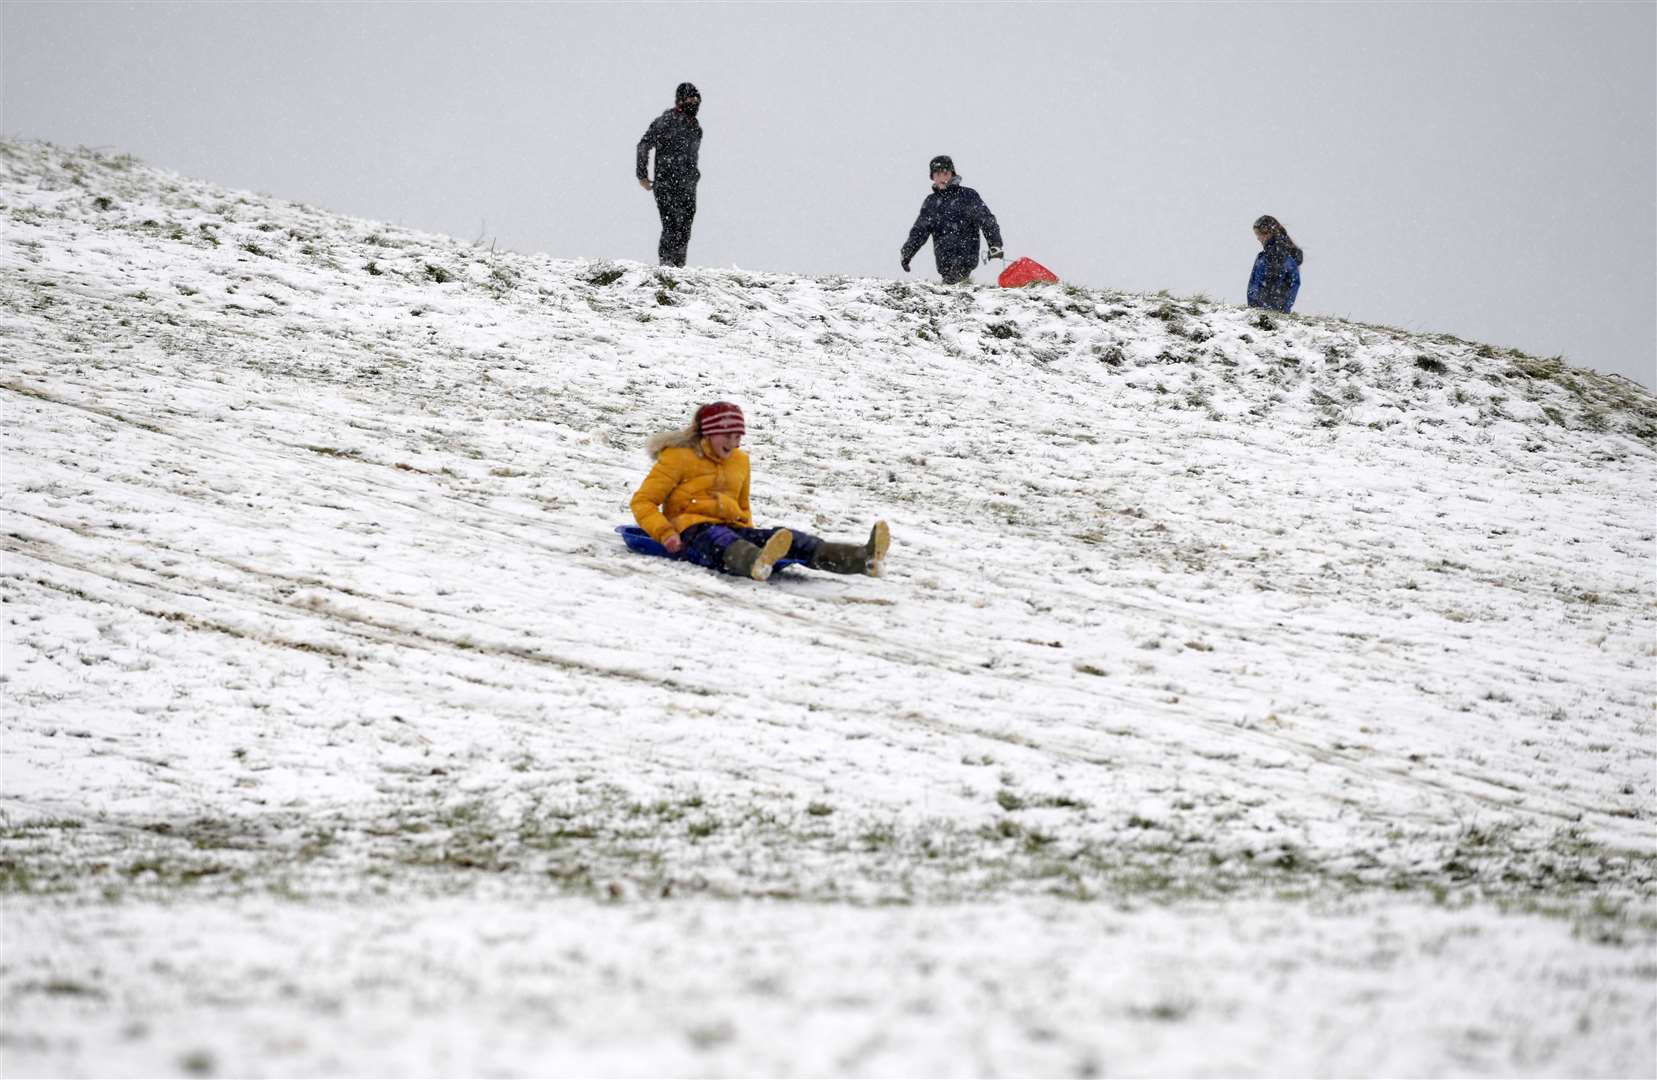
[
  {"xmin": 721, "ymin": 529, "xmax": 793, "ymax": 581},
  {"xmin": 866, "ymin": 520, "xmax": 890, "ymax": 577},
  {"xmin": 810, "ymin": 521, "xmax": 890, "ymax": 577}
]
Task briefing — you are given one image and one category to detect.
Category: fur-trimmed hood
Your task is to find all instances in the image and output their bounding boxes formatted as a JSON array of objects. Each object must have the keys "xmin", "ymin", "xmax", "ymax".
[{"xmin": 645, "ymin": 420, "xmax": 703, "ymax": 460}]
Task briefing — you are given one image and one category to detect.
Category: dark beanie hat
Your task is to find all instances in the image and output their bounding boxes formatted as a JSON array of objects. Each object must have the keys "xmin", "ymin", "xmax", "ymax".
[
  {"xmin": 929, "ymin": 154, "xmax": 955, "ymax": 175},
  {"xmin": 676, "ymin": 82, "xmax": 700, "ymax": 104}
]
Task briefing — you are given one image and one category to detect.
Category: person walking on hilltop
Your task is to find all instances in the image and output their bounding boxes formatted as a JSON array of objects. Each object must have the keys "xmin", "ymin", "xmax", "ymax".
[
  {"xmin": 1247, "ymin": 214, "xmax": 1304, "ymax": 313},
  {"xmin": 900, "ymin": 155, "xmax": 1004, "ymax": 285},
  {"xmin": 636, "ymin": 82, "xmax": 703, "ymax": 267}
]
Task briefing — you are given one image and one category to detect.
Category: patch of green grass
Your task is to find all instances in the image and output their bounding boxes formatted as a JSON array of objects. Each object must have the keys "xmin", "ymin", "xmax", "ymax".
[
  {"xmin": 19, "ymin": 977, "xmax": 106, "ymax": 999},
  {"xmin": 121, "ymin": 857, "xmax": 235, "ymax": 884},
  {"xmin": 1510, "ymin": 354, "xmax": 1564, "ymax": 380},
  {"xmin": 860, "ymin": 823, "xmax": 897, "ymax": 849}
]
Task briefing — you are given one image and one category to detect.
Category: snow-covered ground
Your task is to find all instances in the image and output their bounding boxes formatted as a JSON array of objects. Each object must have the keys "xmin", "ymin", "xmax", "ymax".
[{"xmin": 2, "ymin": 140, "xmax": 1653, "ymax": 1077}]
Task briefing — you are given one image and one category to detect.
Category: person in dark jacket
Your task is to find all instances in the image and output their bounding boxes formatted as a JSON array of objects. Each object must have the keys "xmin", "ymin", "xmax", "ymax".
[
  {"xmin": 636, "ymin": 82, "xmax": 703, "ymax": 267},
  {"xmin": 1247, "ymin": 214, "xmax": 1304, "ymax": 313},
  {"xmin": 900, "ymin": 155, "xmax": 1004, "ymax": 285}
]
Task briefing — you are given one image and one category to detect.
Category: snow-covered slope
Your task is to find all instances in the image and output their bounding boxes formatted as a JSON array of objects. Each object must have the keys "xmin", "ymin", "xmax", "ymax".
[{"xmin": 3, "ymin": 140, "xmax": 1653, "ymax": 1077}]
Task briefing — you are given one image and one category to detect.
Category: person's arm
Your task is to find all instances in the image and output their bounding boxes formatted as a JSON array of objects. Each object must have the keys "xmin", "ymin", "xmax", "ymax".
[
  {"xmin": 1246, "ymin": 252, "xmax": 1267, "ymax": 308},
  {"xmin": 636, "ymin": 114, "xmax": 665, "ymax": 185},
  {"xmin": 900, "ymin": 198, "xmax": 936, "ymax": 269},
  {"xmin": 630, "ymin": 453, "xmax": 684, "ymax": 544},
  {"xmin": 975, "ymin": 192, "xmax": 1004, "ymax": 257},
  {"xmin": 736, "ymin": 461, "xmax": 754, "ymax": 528}
]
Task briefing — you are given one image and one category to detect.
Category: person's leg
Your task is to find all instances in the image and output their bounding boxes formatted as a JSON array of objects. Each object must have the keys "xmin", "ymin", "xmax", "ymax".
[
  {"xmin": 656, "ymin": 188, "xmax": 696, "ymax": 267},
  {"xmin": 678, "ymin": 523, "xmax": 729, "ymax": 570},
  {"xmin": 734, "ymin": 526, "xmax": 821, "ymax": 565},
  {"xmin": 654, "ymin": 191, "xmax": 678, "ymax": 267},
  {"xmin": 940, "ymin": 267, "xmax": 972, "ymax": 285},
  {"xmin": 681, "ymin": 523, "xmax": 791, "ymax": 580},
  {"xmin": 673, "ymin": 194, "xmax": 696, "ymax": 267},
  {"xmin": 807, "ymin": 521, "xmax": 890, "ymax": 576}
]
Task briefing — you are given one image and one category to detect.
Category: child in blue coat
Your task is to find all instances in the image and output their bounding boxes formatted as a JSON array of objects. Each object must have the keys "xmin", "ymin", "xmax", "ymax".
[{"xmin": 1247, "ymin": 215, "xmax": 1304, "ymax": 313}]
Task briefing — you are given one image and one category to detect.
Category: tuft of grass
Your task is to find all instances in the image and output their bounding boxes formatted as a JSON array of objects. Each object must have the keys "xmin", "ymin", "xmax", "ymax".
[
  {"xmin": 1129, "ymin": 998, "xmax": 1194, "ymax": 1023},
  {"xmin": 1510, "ymin": 354, "xmax": 1565, "ymax": 380},
  {"xmin": 424, "ymin": 263, "xmax": 455, "ymax": 284},
  {"xmin": 860, "ymin": 823, "xmax": 897, "ymax": 849}
]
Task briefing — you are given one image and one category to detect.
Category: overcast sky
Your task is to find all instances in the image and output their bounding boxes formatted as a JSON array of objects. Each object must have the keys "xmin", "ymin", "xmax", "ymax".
[{"xmin": 4, "ymin": 1, "xmax": 1653, "ymax": 387}]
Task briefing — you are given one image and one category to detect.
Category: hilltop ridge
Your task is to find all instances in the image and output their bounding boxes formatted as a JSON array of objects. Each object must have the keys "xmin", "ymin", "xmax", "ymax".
[{"xmin": 5, "ymin": 141, "xmax": 1652, "ymax": 444}]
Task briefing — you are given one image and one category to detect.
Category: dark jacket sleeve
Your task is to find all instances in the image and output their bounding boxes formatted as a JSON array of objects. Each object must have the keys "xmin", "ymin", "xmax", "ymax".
[
  {"xmin": 974, "ymin": 192, "xmax": 1004, "ymax": 251},
  {"xmin": 901, "ymin": 197, "xmax": 936, "ymax": 261},
  {"xmin": 636, "ymin": 114, "xmax": 666, "ymax": 181}
]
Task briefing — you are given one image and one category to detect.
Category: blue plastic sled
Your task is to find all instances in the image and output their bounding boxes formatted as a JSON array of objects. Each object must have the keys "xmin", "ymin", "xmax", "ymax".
[{"xmin": 614, "ymin": 526, "xmax": 807, "ymax": 572}]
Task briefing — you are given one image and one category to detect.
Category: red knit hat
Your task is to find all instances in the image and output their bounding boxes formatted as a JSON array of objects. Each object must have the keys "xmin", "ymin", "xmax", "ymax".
[{"xmin": 696, "ymin": 401, "xmax": 745, "ymax": 438}]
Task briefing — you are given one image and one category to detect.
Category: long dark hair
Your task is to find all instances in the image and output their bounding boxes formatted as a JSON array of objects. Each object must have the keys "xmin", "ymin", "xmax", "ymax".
[{"xmin": 1253, "ymin": 215, "xmax": 1304, "ymax": 263}]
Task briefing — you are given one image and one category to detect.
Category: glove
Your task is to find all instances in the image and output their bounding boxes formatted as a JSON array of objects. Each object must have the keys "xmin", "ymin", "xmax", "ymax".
[
  {"xmin": 987, "ymin": 246, "xmax": 1004, "ymax": 260},
  {"xmin": 900, "ymin": 255, "xmax": 912, "ymax": 273}
]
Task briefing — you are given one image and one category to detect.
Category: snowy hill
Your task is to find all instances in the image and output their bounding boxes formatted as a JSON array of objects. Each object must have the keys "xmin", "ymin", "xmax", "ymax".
[{"xmin": 3, "ymin": 140, "xmax": 1654, "ymax": 1077}]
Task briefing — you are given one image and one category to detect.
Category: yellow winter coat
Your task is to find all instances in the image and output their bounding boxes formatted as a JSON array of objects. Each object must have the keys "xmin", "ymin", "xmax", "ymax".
[{"xmin": 630, "ymin": 439, "xmax": 753, "ymax": 543}]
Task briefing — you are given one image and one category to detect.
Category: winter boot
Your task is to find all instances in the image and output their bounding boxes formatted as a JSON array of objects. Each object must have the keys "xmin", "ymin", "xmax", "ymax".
[
  {"xmin": 810, "ymin": 521, "xmax": 890, "ymax": 577},
  {"xmin": 721, "ymin": 529, "xmax": 793, "ymax": 581}
]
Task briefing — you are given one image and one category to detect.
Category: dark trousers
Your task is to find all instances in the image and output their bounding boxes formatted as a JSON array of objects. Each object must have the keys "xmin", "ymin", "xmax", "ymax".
[
  {"xmin": 680, "ymin": 523, "xmax": 821, "ymax": 574},
  {"xmin": 655, "ymin": 186, "xmax": 696, "ymax": 267},
  {"xmin": 939, "ymin": 265, "xmax": 974, "ymax": 285}
]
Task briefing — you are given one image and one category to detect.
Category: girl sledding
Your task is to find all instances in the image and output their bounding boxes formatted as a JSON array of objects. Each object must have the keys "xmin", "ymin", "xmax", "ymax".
[{"xmin": 628, "ymin": 401, "xmax": 890, "ymax": 582}]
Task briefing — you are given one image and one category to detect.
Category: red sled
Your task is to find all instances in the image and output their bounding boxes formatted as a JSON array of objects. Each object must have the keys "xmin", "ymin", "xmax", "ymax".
[{"xmin": 998, "ymin": 257, "xmax": 1060, "ymax": 288}]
